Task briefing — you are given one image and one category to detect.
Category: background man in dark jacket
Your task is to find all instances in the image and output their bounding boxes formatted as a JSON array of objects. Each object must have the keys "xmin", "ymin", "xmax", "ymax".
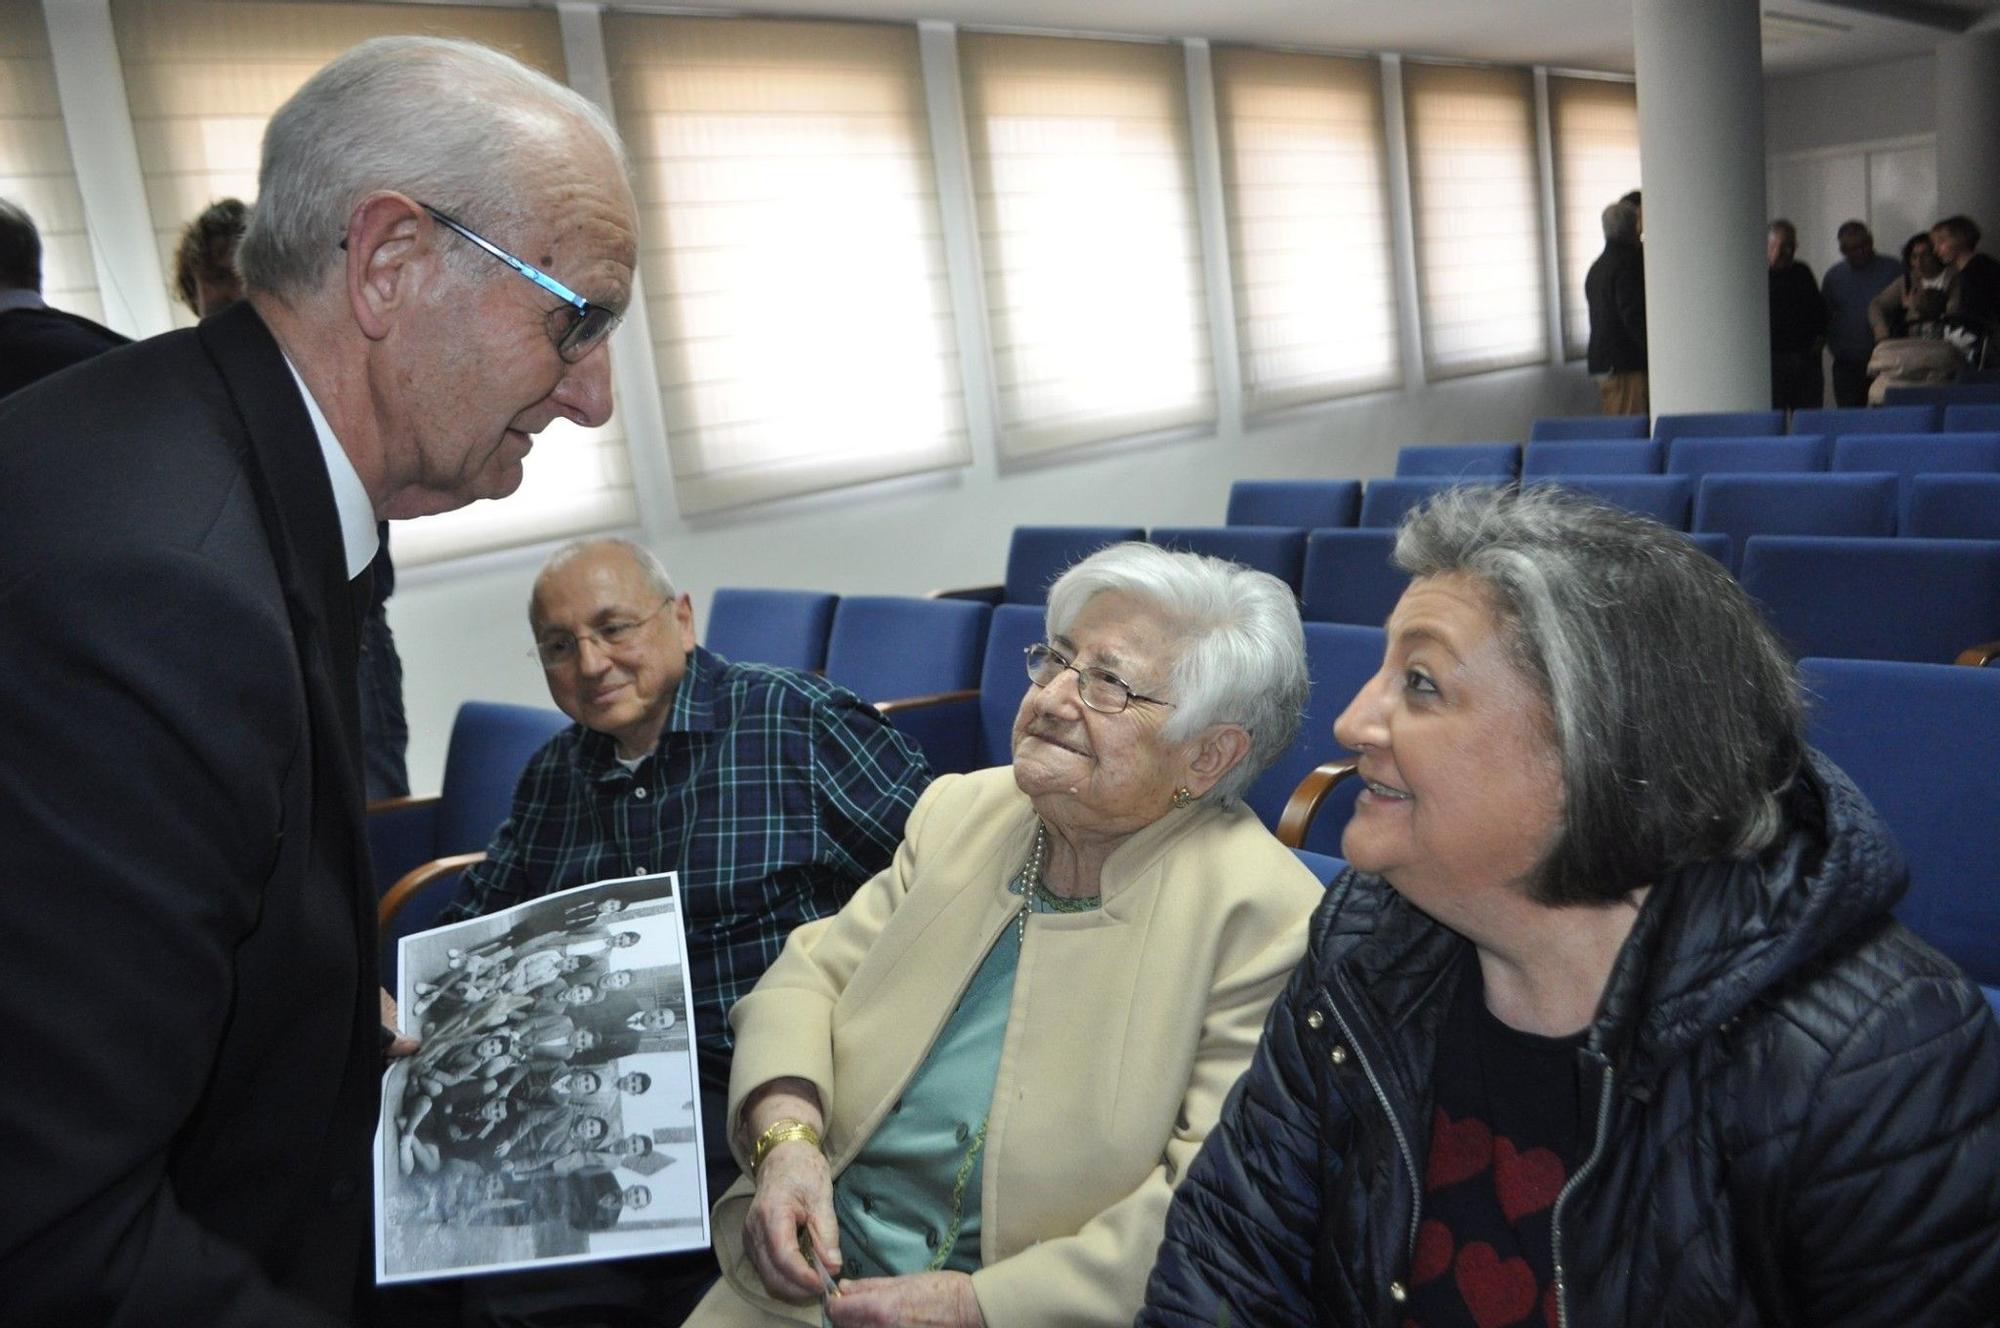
[
  {"xmin": 1584, "ymin": 195, "xmax": 1646, "ymax": 416},
  {"xmin": 0, "ymin": 198, "xmax": 129, "ymax": 399},
  {"xmin": 1769, "ymin": 217, "xmax": 1829, "ymax": 410}
]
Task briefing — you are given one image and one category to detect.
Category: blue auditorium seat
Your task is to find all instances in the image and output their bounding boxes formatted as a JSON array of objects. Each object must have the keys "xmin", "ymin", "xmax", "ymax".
[
  {"xmin": 1531, "ymin": 415, "xmax": 1650, "ymax": 440},
  {"xmin": 1225, "ymin": 479, "xmax": 1362, "ymax": 529},
  {"xmin": 1300, "ymin": 528, "xmax": 1407, "ymax": 626},
  {"xmin": 1520, "ymin": 437, "xmax": 1663, "ymax": 477},
  {"xmin": 1654, "ymin": 410, "xmax": 1787, "ymax": 442},
  {"xmin": 824, "ymin": 596, "xmax": 992, "ymax": 775},
  {"xmin": 1666, "ymin": 434, "xmax": 1830, "ymax": 477},
  {"xmin": 1943, "ymin": 404, "xmax": 2000, "ymax": 432},
  {"xmin": 1682, "ymin": 531, "xmax": 1732, "ymax": 567},
  {"xmin": 1149, "ymin": 526, "xmax": 1308, "ymax": 593},
  {"xmin": 1694, "ymin": 473, "xmax": 1897, "ymax": 572},
  {"xmin": 1790, "ymin": 404, "xmax": 1939, "ymax": 435},
  {"xmin": 1832, "ymin": 431, "xmax": 2000, "ymax": 524},
  {"xmin": 869, "ymin": 602, "xmax": 1042, "ymax": 777},
  {"xmin": 1800, "ymin": 657, "xmax": 2000, "ymax": 984},
  {"xmin": 1906, "ymin": 474, "xmax": 2000, "ymax": 539},
  {"xmin": 1529, "ymin": 475, "xmax": 1694, "ymax": 529},
  {"xmin": 1290, "ymin": 849, "xmax": 1349, "ymax": 886},
  {"xmin": 1358, "ymin": 477, "xmax": 1473, "ymax": 527},
  {"xmin": 1245, "ymin": 623, "xmax": 1386, "ymax": 860},
  {"xmin": 1394, "ymin": 442, "xmax": 1520, "ymax": 479},
  {"xmin": 1739, "ymin": 536, "xmax": 2000, "ymax": 663},
  {"xmin": 704, "ymin": 587, "xmax": 837, "ymax": 670},
  {"xmin": 1003, "ymin": 526, "xmax": 1146, "ymax": 605}
]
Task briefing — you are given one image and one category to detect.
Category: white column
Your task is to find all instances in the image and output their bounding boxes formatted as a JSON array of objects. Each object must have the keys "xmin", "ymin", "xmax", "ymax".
[
  {"xmin": 1379, "ymin": 55, "xmax": 1427, "ymax": 392},
  {"xmin": 1632, "ymin": 0, "xmax": 1768, "ymax": 416},
  {"xmin": 1182, "ymin": 38, "xmax": 1243, "ymax": 431},
  {"xmin": 41, "ymin": 0, "xmax": 172, "ymax": 338},
  {"xmin": 1935, "ymin": 28, "xmax": 2000, "ymax": 234}
]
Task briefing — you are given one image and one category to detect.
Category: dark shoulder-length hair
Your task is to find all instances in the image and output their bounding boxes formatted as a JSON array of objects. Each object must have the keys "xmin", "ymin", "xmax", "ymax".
[{"xmin": 1394, "ymin": 485, "xmax": 1805, "ymax": 907}]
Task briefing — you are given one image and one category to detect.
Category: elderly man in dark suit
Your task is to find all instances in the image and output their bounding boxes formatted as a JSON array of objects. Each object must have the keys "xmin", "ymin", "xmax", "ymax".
[{"xmin": 0, "ymin": 35, "xmax": 637, "ymax": 1327}]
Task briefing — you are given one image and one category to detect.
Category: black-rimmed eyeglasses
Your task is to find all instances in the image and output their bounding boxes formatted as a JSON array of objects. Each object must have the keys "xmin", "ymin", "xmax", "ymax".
[
  {"xmin": 421, "ymin": 204, "xmax": 623, "ymax": 364},
  {"xmin": 1024, "ymin": 643, "xmax": 1174, "ymax": 715}
]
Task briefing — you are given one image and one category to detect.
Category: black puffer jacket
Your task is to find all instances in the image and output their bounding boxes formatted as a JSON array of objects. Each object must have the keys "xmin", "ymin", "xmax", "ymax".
[{"xmin": 1140, "ymin": 755, "xmax": 2000, "ymax": 1327}]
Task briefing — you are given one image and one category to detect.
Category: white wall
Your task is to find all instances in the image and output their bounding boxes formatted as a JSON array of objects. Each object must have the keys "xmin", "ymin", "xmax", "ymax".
[
  {"xmin": 1764, "ymin": 52, "xmax": 1935, "ymax": 157},
  {"xmin": 391, "ymin": 363, "xmax": 1596, "ymax": 790}
]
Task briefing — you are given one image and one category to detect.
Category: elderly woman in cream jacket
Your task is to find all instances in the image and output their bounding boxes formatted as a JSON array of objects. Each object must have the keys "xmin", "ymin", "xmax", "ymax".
[{"xmin": 684, "ymin": 543, "xmax": 1325, "ymax": 1328}]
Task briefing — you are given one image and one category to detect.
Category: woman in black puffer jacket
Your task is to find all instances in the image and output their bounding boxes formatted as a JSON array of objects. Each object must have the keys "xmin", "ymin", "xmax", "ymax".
[{"xmin": 1141, "ymin": 486, "xmax": 2000, "ymax": 1328}]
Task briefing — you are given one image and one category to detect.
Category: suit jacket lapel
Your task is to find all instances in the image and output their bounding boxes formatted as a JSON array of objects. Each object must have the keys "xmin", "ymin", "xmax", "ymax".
[{"xmin": 195, "ymin": 301, "xmax": 375, "ymax": 978}]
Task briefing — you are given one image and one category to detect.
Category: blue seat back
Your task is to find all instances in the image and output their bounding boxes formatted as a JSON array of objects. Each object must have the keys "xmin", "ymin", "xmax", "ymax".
[
  {"xmin": 1694, "ymin": 474, "xmax": 1898, "ymax": 572},
  {"xmin": 1654, "ymin": 410, "xmax": 1787, "ymax": 442},
  {"xmin": 1682, "ymin": 531, "xmax": 1732, "ymax": 567},
  {"xmin": 1149, "ymin": 526, "xmax": 1308, "ymax": 593},
  {"xmin": 1225, "ymin": 479, "xmax": 1361, "ymax": 529},
  {"xmin": 1740, "ymin": 536, "xmax": 2000, "ymax": 662},
  {"xmin": 1790, "ymin": 405, "xmax": 1939, "ymax": 435},
  {"xmin": 1943, "ymin": 404, "xmax": 2000, "ymax": 432},
  {"xmin": 1531, "ymin": 415, "xmax": 1649, "ymax": 440},
  {"xmin": 824, "ymin": 596, "xmax": 990, "ymax": 704},
  {"xmin": 1291, "ymin": 848, "xmax": 1349, "ymax": 886},
  {"xmin": 1520, "ymin": 437, "xmax": 1664, "ymax": 477},
  {"xmin": 1358, "ymin": 476, "xmax": 1477, "ymax": 527},
  {"xmin": 1004, "ymin": 526, "xmax": 1145, "ymax": 604},
  {"xmin": 1526, "ymin": 475, "xmax": 1693, "ymax": 529},
  {"xmin": 1394, "ymin": 442, "xmax": 1520, "ymax": 479},
  {"xmin": 1906, "ymin": 474, "xmax": 2000, "ymax": 539},
  {"xmin": 1245, "ymin": 623, "xmax": 1386, "ymax": 859},
  {"xmin": 1666, "ymin": 434, "xmax": 1830, "ymax": 477},
  {"xmin": 1833, "ymin": 432, "xmax": 2000, "ymax": 524},
  {"xmin": 979, "ymin": 604, "xmax": 1046, "ymax": 767},
  {"xmin": 1800, "ymin": 657, "xmax": 2000, "ymax": 984},
  {"xmin": 434, "ymin": 702, "xmax": 574, "ymax": 857},
  {"xmin": 1301, "ymin": 528, "xmax": 1407, "ymax": 626},
  {"xmin": 704, "ymin": 588, "xmax": 837, "ymax": 671}
]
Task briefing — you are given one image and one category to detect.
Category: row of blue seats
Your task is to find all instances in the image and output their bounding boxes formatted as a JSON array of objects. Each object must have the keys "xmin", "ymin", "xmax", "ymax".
[
  {"xmin": 1402, "ymin": 431, "xmax": 2000, "ymax": 482},
  {"xmin": 1531, "ymin": 403, "xmax": 2000, "ymax": 441}
]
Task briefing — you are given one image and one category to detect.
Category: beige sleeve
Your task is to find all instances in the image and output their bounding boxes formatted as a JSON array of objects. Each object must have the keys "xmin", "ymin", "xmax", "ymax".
[{"xmin": 966, "ymin": 907, "xmax": 1313, "ymax": 1328}]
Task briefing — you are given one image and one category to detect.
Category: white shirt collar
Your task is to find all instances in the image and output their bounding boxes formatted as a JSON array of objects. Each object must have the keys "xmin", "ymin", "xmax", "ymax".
[
  {"xmin": 0, "ymin": 288, "xmax": 49, "ymax": 313},
  {"xmin": 280, "ymin": 353, "xmax": 378, "ymax": 579}
]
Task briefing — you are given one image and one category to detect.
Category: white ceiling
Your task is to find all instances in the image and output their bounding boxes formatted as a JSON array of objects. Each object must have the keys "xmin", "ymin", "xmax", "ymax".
[{"xmin": 584, "ymin": 0, "xmax": 2000, "ymax": 76}]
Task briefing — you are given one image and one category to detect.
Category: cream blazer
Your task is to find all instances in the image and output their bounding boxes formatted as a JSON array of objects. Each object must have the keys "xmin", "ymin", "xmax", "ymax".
[{"xmin": 689, "ymin": 767, "xmax": 1323, "ymax": 1327}]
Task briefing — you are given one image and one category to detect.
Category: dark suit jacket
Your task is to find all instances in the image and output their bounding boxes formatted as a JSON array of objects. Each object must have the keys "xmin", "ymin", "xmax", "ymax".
[
  {"xmin": 0, "ymin": 301, "xmax": 378, "ymax": 1324},
  {"xmin": 0, "ymin": 302, "xmax": 131, "ymax": 400},
  {"xmin": 1584, "ymin": 238, "xmax": 1646, "ymax": 374}
]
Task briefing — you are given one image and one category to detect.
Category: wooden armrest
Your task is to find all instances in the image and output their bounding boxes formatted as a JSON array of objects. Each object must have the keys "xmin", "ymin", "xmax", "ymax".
[
  {"xmin": 1276, "ymin": 757, "xmax": 1360, "ymax": 850},
  {"xmin": 874, "ymin": 688, "xmax": 980, "ymax": 717},
  {"xmin": 927, "ymin": 584, "xmax": 1005, "ymax": 605},
  {"xmin": 378, "ymin": 852, "xmax": 486, "ymax": 929},
  {"xmin": 367, "ymin": 792, "xmax": 440, "ymax": 817},
  {"xmin": 1956, "ymin": 639, "xmax": 2000, "ymax": 667}
]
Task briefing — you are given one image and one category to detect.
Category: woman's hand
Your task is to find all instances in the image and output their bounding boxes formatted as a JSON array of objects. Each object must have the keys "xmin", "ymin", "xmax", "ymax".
[
  {"xmin": 740, "ymin": 1137, "xmax": 840, "ymax": 1303},
  {"xmin": 827, "ymin": 1272, "xmax": 983, "ymax": 1328}
]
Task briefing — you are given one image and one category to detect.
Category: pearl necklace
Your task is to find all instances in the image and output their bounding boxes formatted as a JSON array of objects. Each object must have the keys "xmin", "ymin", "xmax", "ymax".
[{"xmin": 1010, "ymin": 820, "xmax": 1100, "ymax": 939}]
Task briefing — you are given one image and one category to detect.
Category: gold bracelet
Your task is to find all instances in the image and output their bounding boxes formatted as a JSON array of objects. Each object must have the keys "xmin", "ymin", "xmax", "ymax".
[{"xmin": 751, "ymin": 1118, "xmax": 822, "ymax": 1174}]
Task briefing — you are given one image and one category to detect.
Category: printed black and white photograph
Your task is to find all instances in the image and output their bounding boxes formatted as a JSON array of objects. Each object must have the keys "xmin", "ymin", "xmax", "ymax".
[{"xmin": 375, "ymin": 871, "xmax": 710, "ymax": 1284}]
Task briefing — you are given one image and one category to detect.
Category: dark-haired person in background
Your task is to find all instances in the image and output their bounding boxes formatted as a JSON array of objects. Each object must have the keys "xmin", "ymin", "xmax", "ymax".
[
  {"xmin": 172, "ymin": 197, "xmax": 249, "ymax": 319},
  {"xmin": 0, "ymin": 197, "xmax": 129, "ymax": 399},
  {"xmin": 1141, "ymin": 486, "xmax": 2000, "ymax": 1328},
  {"xmin": 1933, "ymin": 213, "xmax": 2000, "ymax": 342},
  {"xmin": 1822, "ymin": 219, "xmax": 1901, "ymax": 406},
  {"xmin": 1768, "ymin": 218, "xmax": 1828, "ymax": 409}
]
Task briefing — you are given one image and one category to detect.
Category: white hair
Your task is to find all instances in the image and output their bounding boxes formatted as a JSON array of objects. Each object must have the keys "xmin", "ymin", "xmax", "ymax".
[
  {"xmin": 236, "ymin": 36, "xmax": 626, "ymax": 298},
  {"xmin": 1044, "ymin": 542, "xmax": 1307, "ymax": 805},
  {"xmin": 532, "ymin": 537, "xmax": 677, "ymax": 620}
]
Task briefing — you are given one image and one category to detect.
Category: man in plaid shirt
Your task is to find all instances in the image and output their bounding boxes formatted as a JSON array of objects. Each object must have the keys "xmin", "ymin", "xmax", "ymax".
[{"xmin": 441, "ymin": 536, "xmax": 929, "ymax": 1326}]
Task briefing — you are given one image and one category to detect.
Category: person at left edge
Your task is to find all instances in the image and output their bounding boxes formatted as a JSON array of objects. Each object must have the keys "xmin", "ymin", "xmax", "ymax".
[{"xmin": 0, "ymin": 35, "xmax": 637, "ymax": 1328}]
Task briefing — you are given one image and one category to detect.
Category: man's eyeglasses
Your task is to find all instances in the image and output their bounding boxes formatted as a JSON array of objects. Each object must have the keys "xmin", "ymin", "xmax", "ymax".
[
  {"xmin": 421, "ymin": 204, "xmax": 622, "ymax": 364},
  {"xmin": 533, "ymin": 600, "xmax": 670, "ymax": 669},
  {"xmin": 1024, "ymin": 643, "xmax": 1174, "ymax": 715}
]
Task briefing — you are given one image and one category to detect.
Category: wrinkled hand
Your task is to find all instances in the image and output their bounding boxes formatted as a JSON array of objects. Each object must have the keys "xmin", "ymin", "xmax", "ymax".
[
  {"xmin": 827, "ymin": 1272, "xmax": 983, "ymax": 1328},
  {"xmin": 380, "ymin": 987, "xmax": 419, "ymax": 1058},
  {"xmin": 741, "ymin": 1140, "xmax": 840, "ymax": 1304}
]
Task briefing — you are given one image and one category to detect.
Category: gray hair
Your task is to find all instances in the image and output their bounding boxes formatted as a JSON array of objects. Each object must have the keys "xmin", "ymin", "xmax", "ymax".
[
  {"xmin": 1395, "ymin": 486, "xmax": 1804, "ymax": 907},
  {"xmin": 1601, "ymin": 199, "xmax": 1639, "ymax": 245},
  {"xmin": 236, "ymin": 36, "xmax": 625, "ymax": 298},
  {"xmin": 1044, "ymin": 542, "xmax": 1307, "ymax": 805},
  {"xmin": 532, "ymin": 537, "xmax": 677, "ymax": 621}
]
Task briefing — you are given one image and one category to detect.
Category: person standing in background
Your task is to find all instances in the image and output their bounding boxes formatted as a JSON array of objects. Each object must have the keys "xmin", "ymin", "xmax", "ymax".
[
  {"xmin": 1821, "ymin": 220, "xmax": 1901, "ymax": 407},
  {"xmin": 1768, "ymin": 219, "xmax": 1828, "ymax": 411},
  {"xmin": 1585, "ymin": 194, "xmax": 1647, "ymax": 417},
  {"xmin": 0, "ymin": 198, "xmax": 129, "ymax": 399}
]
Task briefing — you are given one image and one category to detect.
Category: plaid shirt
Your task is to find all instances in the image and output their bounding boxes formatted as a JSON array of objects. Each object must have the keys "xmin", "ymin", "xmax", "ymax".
[{"xmin": 444, "ymin": 646, "xmax": 930, "ymax": 1087}]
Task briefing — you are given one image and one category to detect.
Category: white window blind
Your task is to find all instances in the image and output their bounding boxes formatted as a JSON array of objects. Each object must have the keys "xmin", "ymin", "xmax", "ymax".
[
  {"xmin": 1403, "ymin": 62, "xmax": 1547, "ymax": 379},
  {"xmin": 1, "ymin": 2, "xmax": 105, "ymax": 324},
  {"xmin": 1550, "ymin": 76, "xmax": 1640, "ymax": 361},
  {"xmin": 960, "ymin": 32, "xmax": 1214, "ymax": 457},
  {"xmin": 605, "ymin": 15, "xmax": 968, "ymax": 516},
  {"xmin": 1212, "ymin": 46, "xmax": 1399, "ymax": 414},
  {"xmin": 109, "ymin": 0, "xmax": 636, "ymax": 568}
]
